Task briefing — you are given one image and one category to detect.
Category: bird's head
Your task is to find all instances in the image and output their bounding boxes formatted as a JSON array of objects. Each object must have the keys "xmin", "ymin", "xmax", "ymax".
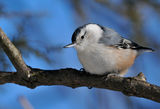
[{"xmin": 64, "ymin": 23, "xmax": 104, "ymax": 51}]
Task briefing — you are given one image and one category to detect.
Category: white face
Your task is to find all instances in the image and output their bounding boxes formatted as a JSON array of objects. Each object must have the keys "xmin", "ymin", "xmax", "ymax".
[{"xmin": 64, "ymin": 24, "xmax": 103, "ymax": 51}]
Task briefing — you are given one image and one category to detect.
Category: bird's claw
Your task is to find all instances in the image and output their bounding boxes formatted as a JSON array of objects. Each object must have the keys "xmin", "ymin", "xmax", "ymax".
[
  {"xmin": 102, "ymin": 73, "xmax": 119, "ymax": 81},
  {"xmin": 80, "ymin": 68, "xmax": 85, "ymax": 71}
]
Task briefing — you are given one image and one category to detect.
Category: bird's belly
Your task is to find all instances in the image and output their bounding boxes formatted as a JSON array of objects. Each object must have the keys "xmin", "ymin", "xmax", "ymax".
[
  {"xmin": 77, "ymin": 47, "xmax": 137, "ymax": 75},
  {"xmin": 77, "ymin": 48, "xmax": 117, "ymax": 75}
]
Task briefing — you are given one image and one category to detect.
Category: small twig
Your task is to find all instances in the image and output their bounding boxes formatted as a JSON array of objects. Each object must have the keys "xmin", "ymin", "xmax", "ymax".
[{"xmin": 18, "ymin": 96, "xmax": 34, "ymax": 109}]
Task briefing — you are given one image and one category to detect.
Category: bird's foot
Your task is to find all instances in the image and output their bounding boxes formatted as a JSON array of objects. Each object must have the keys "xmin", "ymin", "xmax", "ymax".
[
  {"xmin": 102, "ymin": 73, "xmax": 119, "ymax": 81},
  {"xmin": 107, "ymin": 73, "xmax": 119, "ymax": 78},
  {"xmin": 80, "ymin": 68, "xmax": 85, "ymax": 72},
  {"xmin": 79, "ymin": 68, "xmax": 91, "ymax": 75}
]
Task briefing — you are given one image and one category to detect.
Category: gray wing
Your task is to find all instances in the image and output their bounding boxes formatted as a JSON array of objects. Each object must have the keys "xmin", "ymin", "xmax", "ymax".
[
  {"xmin": 98, "ymin": 27, "xmax": 154, "ymax": 52},
  {"xmin": 98, "ymin": 27, "xmax": 122, "ymax": 46}
]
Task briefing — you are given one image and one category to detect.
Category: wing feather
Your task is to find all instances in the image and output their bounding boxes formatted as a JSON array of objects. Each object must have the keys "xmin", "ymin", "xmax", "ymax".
[
  {"xmin": 114, "ymin": 38, "xmax": 154, "ymax": 52},
  {"xmin": 98, "ymin": 26, "xmax": 154, "ymax": 52}
]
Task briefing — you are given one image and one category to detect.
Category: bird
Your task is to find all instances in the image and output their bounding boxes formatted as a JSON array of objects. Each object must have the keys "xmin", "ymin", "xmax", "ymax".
[{"xmin": 64, "ymin": 23, "xmax": 154, "ymax": 76}]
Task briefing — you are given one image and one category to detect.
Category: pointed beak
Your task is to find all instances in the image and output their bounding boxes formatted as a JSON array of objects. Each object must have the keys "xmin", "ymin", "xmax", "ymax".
[{"xmin": 63, "ymin": 43, "xmax": 76, "ymax": 48}]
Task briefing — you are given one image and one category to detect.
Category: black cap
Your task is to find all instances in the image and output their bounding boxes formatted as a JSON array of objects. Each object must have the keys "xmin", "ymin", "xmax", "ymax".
[{"xmin": 71, "ymin": 26, "xmax": 83, "ymax": 43}]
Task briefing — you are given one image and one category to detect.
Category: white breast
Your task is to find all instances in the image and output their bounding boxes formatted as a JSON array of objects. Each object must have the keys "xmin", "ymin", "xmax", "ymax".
[
  {"xmin": 76, "ymin": 43, "xmax": 137, "ymax": 75},
  {"xmin": 76, "ymin": 43, "xmax": 116, "ymax": 75}
]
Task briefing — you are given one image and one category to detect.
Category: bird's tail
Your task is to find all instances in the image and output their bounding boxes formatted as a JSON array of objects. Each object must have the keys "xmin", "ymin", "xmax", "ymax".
[{"xmin": 138, "ymin": 46, "xmax": 154, "ymax": 52}]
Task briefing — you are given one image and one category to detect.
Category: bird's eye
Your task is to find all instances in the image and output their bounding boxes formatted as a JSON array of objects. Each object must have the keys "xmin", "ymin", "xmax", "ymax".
[{"xmin": 81, "ymin": 36, "xmax": 84, "ymax": 39}]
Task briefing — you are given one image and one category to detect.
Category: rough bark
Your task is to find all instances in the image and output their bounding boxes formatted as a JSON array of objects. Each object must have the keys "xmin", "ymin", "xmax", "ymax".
[{"xmin": 0, "ymin": 27, "xmax": 160, "ymax": 103}]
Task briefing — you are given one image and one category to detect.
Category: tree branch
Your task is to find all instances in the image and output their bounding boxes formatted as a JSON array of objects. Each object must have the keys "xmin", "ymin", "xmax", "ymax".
[
  {"xmin": 0, "ymin": 68, "xmax": 160, "ymax": 103},
  {"xmin": 0, "ymin": 28, "xmax": 31, "ymax": 77},
  {"xmin": 0, "ymin": 27, "xmax": 160, "ymax": 103}
]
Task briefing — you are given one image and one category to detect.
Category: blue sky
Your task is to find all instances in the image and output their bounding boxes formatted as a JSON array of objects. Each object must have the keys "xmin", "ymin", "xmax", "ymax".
[{"xmin": 0, "ymin": 0, "xmax": 160, "ymax": 109}]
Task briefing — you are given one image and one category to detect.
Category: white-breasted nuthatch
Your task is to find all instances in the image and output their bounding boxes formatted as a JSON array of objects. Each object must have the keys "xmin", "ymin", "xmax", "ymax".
[{"xmin": 64, "ymin": 23, "xmax": 154, "ymax": 76}]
